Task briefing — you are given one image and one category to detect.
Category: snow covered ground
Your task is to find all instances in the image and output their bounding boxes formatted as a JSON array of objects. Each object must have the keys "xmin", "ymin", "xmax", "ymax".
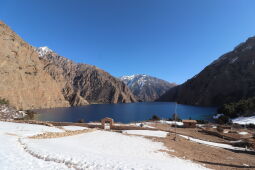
[
  {"xmin": 0, "ymin": 121, "xmax": 63, "ymax": 137},
  {"xmin": 232, "ymin": 116, "xmax": 255, "ymax": 125},
  {"xmin": 123, "ymin": 130, "xmax": 168, "ymax": 138},
  {"xmin": 159, "ymin": 120, "xmax": 184, "ymax": 126},
  {"xmin": 0, "ymin": 121, "xmax": 208, "ymax": 170},
  {"xmin": 0, "ymin": 121, "xmax": 68, "ymax": 170},
  {"xmin": 179, "ymin": 135, "xmax": 250, "ymax": 151},
  {"xmin": 129, "ymin": 122, "xmax": 156, "ymax": 128},
  {"xmin": 238, "ymin": 131, "xmax": 249, "ymax": 135}
]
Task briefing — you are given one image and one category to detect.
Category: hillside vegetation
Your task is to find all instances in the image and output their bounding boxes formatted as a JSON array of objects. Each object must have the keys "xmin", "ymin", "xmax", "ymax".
[{"xmin": 218, "ymin": 97, "xmax": 255, "ymax": 118}]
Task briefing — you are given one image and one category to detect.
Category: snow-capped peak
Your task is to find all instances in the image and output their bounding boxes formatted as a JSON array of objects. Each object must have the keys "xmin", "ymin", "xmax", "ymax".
[
  {"xmin": 120, "ymin": 74, "xmax": 150, "ymax": 88},
  {"xmin": 36, "ymin": 46, "xmax": 53, "ymax": 56},
  {"xmin": 120, "ymin": 74, "xmax": 147, "ymax": 81},
  {"xmin": 120, "ymin": 74, "xmax": 176, "ymax": 101}
]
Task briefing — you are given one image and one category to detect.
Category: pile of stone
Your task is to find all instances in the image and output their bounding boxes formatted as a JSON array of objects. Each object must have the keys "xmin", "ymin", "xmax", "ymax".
[{"xmin": 0, "ymin": 104, "xmax": 26, "ymax": 120}]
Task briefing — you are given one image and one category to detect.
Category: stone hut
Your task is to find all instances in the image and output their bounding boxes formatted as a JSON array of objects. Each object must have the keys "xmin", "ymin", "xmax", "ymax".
[
  {"xmin": 101, "ymin": 117, "xmax": 114, "ymax": 130},
  {"xmin": 182, "ymin": 120, "xmax": 197, "ymax": 128}
]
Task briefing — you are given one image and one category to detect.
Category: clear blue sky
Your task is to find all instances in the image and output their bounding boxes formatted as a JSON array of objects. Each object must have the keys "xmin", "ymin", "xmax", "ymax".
[{"xmin": 1, "ymin": 0, "xmax": 255, "ymax": 84}]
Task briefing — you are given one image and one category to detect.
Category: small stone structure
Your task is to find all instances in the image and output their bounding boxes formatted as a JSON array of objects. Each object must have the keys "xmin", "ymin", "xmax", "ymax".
[
  {"xmin": 182, "ymin": 120, "xmax": 197, "ymax": 128},
  {"xmin": 101, "ymin": 117, "xmax": 114, "ymax": 130}
]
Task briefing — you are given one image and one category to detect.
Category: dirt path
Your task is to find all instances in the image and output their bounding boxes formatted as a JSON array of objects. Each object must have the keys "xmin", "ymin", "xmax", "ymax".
[{"xmin": 154, "ymin": 133, "xmax": 255, "ymax": 170}]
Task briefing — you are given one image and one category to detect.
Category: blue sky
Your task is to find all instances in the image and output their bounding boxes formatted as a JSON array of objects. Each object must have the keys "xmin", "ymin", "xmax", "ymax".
[{"xmin": 1, "ymin": 0, "xmax": 255, "ymax": 84}]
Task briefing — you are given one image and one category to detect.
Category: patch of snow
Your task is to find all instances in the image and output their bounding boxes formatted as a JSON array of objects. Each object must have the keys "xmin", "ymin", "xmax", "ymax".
[
  {"xmin": 120, "ymin": 75, "xmax": 136, "ymax": 81},
  {"xmin": 211, "ymin": 54, "xmax": 228, "ymax": 65},
  {"xmin": 62, "ymin": 126, "xmax": 88, "ymax": 131},
  {"xmin": 88, "ymin": 122, "xmax": 101, "ymax": 125},
  {"xmin": 36, "ymin": 46, "xmax": 53, "ymax": 56},
  {"xmin": 18, "ymin": 111, "xmax": 27, "ymax": 117},
  {"xmin": 241, "ymin": 45, "xmax": 253, "ymax": 51},
  {"xmin": 130, "ymin": 122, "xmax": 155, "ymax": 129},
  {"xmin": 229, "ymin": 57, "xmax": 238, "ymax": 63},
  {"xmin": 122, "ymin": 130, "xmax": 169, "ymax": 138},
  {"xmin": 113, "ymin": 123, "xmax": 128, "ymax": 126},
  {"xmin": 213, "ymin": 114, "xmax": 224, "ymax": 119},
  {"xmin": 243, "ymin": 163, "xmax": 250, "ymax": 167},
  {"xmin": 196, "ymin": 124, "xmax": 204, "ymax": 128},
  {"xmin": 179, "ymin": 135, "xmax": 250, "ymax": 151},
  {"xmin": 159, "ymin": 120, "xmax": 184, "ymax": 126},
  {"xmin": 137, "ymin": 75, "xmax": 147, "ymax": 87},
  {"xmin": 22, "ymin": 130, "xmax": 207, "ymax": 170},
  {"xmin": 238, "ymin": 131, "xmax": 249, "ymax": 135},
  {"xmin": 120, "ymin": 74, "xmax": 149, "ymax": 88},
  {"xmin": 232, "ymin": 116, "xmax": 255, "ymax": 125}
]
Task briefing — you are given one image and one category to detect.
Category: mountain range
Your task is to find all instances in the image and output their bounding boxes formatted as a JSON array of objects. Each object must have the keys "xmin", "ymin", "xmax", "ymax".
[
  {"xmin": 0, "ymin": 21, "xmax": 136, "ymax": 110},
  {"xmin": 1, "ymin": 20, "xmax": 255, "ymax": 109},
  {"xmin": 158, "ymin": 36, "xmax": 255, "ymax": 106},
  {"xmin": 120, "ymin": 74, "xmax": 176, "ymax": 101},
  {"xmin": 36, "ymin": 47, "xmax": 137, "ymax": 106}
]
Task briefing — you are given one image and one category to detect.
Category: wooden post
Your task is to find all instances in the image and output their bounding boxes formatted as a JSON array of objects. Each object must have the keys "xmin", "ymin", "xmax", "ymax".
[{"xmin": 174, "ymin": 102, "xmax": 178, "ymax": 141}]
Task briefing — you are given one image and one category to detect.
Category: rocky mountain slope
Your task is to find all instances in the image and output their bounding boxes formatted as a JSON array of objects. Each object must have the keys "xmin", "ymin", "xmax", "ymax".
[
  {"xmin": 0, "ymin": 21, "xmax": 136, "ymax": 110},
  {"xmin": 120, "ymin": 74, "xmax": 176, "ymax": 101},
  {"xmin": 0, "ymin": 21, "xmax": 70, "ymax": 110},
  {"xmin": 36, "ymin": 47, "xmax": 137, "ymax": 106},
  {"xmin": 158, "ymin": 36, "xmax": 255, "ymax": 106}
]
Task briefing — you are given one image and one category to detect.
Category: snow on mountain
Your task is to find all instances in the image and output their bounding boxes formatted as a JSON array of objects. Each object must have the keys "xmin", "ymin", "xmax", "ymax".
[
  {"xmin": 36, "ymin": 46, "xmax": 53, "ymax": 56},
  {"xmin": 121, "ymin": 74, "xmax": 148, "ymax": 88},
  {"xmin": 36, "ymin": 46, "xmax": 72, "ymax": 64},
  {"xmin": 120, "ymin": 74, "xmax": 176, "ymax": 102}
]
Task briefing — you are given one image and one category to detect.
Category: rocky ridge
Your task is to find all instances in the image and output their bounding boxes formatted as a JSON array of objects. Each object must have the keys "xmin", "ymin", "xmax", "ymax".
[
  {"xmin": 158, "ymin": 36, "xmax": 255, "ymax": 106},
  {"xmin": 0, "ymin": 21, "xmax": 70, "ymax": 110},
  {"xmin": 0, "ymin": 21, "xmax": 136, "ymax": 109},
  {"xmin": 120, "ymin": 74, "xmax": 176, "ymax": 101},
  {"xmin": 36, "ymin": 47, "xmax": 137, "ymax": 106}
]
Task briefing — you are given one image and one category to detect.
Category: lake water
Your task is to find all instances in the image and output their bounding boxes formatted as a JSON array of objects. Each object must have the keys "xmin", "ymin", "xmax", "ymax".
[{"xmin": 34, "ymin": 102, "xmax": 217, "ymax": 123}]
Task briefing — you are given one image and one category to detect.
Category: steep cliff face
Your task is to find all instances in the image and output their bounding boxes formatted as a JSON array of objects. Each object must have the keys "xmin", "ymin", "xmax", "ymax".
[
  {"xmin": 0, "ymin": 21, "xmax": 70, "ymax": 110},
  {"xmin": 120, "ymin": 74, "xmax": 176, "ymax": 101},
  {"xmin": 36, "ymin": 47, "xmax": 137, "ymax": 106},
  {"xmin": 158, "ymin": 36, "xmax": 255, "ymax": 106}
]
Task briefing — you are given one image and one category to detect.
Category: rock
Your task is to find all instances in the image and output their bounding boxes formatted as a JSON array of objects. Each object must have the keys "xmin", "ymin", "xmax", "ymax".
[
  {"xmin": 0, "ymin": 104, "xmax": 25, "ymax": 119},
  {"xmin": 0, "ymin": 21, "xmax": 70, "ymax": 110}
]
